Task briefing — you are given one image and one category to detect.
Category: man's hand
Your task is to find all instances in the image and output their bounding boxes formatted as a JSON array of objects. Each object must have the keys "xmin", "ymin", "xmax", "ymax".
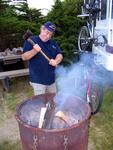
[
  {"xmin": 49, "ymin": 59, "xmax": 58, "ymax": 67},
  {"xmin": 33, "ymin": 44, "xmax": 41, "ymax": 52}
]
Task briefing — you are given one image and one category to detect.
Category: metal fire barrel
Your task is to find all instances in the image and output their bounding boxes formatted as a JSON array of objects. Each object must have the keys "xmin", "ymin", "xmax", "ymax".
[{"xmin": 16, "ymin": 93, "xmax": 91, "ymax": 150}]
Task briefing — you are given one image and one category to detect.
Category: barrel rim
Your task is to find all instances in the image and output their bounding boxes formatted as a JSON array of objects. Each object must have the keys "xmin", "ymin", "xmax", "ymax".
[{"xmin": 15, "ymin": 93, "xmax": 91, "ymax": 133}]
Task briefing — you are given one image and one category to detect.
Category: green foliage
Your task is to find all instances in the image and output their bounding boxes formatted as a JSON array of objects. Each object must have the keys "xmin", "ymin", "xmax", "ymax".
[
  {"xmin": 0, "ymin": 0, "xmax": 43, "ymax": 50},
  {"xmin": 0, "ymin": 15, "xmax": 38, "ymax": 49},
  {"xmin": 16, "ymin": 2, "xmax": 43, "ymax": 24},
  {"xmin": 0, "ymin": 0, "xmax": 11, "ymax": 14}
]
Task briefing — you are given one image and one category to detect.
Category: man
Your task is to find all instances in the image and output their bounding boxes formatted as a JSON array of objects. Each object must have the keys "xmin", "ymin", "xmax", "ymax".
[{"xmin": 22, "ymin": 21, "xmax": 63, "ymax": 95}]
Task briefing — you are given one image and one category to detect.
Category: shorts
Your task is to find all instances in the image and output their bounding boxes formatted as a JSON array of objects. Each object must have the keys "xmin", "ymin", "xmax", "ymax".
[{"xmin": 30, "ymin": 82, "xmax": 56, "ymax": 96}]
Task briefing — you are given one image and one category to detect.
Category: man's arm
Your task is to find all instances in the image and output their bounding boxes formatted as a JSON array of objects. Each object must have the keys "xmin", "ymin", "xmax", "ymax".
[
  {"xmin": 49, "ymin": 54, "xmax": 63, "ymax": 67},
  {"xmin": 22, "ymin": 44, "xmax": 41, "ymax": 61},
  {"xmin": 55, "ymin": 54, "xmax": 63, "ymax": 64}
]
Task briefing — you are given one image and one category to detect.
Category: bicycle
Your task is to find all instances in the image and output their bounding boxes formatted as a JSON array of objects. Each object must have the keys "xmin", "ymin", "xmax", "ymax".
[
  {"xmin": 76, "ymin": 1, "xmax": 105, "ymax": 114},
  {"xmin": 78, "ymin": 0, "xmax": 107, "ymax": 52}
]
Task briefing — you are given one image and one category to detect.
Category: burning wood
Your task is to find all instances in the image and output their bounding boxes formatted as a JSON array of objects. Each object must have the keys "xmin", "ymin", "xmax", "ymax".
[
  {"xmin": 38, "ymin": 107, "xmax": 47, "ymax": 128},
  {"xmin": 39, "ymin": 101, "xmax": 55, "ymax": 129},
  {"xmin": 38, "ymin": 103, "xmax": 50, "ymax": 128},
  {"xmin": 39, "ymin": 103, "xmax": 79, "ymax": 129},
  {"xmin": 55, "ymin": 111, "xmax": 70, "ymax": 126},
  {"xmin": 55, "ymin": 111, "xmax": 79, "ymax": 126},
  {"xmin": 55, "ymin": 111, "xmax": 66, "ymax": 120}
]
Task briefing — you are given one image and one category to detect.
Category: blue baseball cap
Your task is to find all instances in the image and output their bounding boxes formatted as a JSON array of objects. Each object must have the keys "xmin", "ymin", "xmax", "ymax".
[{"xmin": 44, "ymin": 21, "xmax": 56, "ymax": 32}]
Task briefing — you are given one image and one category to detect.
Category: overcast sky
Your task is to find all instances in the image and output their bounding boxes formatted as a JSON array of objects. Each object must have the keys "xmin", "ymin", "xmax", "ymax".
[
  {"xmin": 27, "ymin": 0, "xmax": 64, "ymax": 15},
  {"xmin": 27, "ymin": 0, "xmax": 55, "ymax": 15}
]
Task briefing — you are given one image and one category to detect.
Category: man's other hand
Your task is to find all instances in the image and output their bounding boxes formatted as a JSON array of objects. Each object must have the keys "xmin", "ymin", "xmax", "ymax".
[{"xmin": 49, "ymin": 59, "xmax": 57, "ymax": 67}]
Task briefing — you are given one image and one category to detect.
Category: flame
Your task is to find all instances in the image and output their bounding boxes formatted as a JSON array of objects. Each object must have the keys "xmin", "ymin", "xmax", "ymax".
[
  {"xmin": 55, "ymin": 111, "xmax": 79, "ymax": 126},
  {"xmin": 55, "ymin": 111, "xmax": 66, "ymax": 119},
  {"xmin": 55, "ymin": 111, "xmax": 70, "ymax": 125}
]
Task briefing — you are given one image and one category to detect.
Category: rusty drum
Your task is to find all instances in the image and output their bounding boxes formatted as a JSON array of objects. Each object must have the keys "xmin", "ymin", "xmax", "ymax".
[{"xmin": 15, "ymin": 93, "xmax": 91, "ymax": 150}]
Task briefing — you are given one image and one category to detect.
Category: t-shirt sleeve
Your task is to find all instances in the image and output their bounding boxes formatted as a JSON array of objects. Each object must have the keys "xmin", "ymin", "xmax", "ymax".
[
  {"xmin": 23, "ymin": 40, "xmax": 33, "ymax": 53},
  {"xmin": 54, "ymin": 41, "xmax": 62, "ymax": 55}
]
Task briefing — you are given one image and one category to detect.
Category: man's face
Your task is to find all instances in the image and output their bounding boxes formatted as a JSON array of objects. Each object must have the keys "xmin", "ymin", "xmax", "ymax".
[{"xmin": 40, "ymin": 26, "xmax": 54, "ymax": 42}]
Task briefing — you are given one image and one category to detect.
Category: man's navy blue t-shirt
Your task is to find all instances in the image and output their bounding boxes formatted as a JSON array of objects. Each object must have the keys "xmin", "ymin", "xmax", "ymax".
[{"xmin": 23, "ymin": 36, "xmax": 61, "ymax": 85}]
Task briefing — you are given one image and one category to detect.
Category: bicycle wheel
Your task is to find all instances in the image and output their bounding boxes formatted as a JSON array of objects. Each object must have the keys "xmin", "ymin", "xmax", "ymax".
[
  {"xmin": 78, "ymin": 26, "xmax": 92, "ymax": 52},
  {"xmin": 87, "ymin": 82, "xmax": 103, "ymax": 115}
]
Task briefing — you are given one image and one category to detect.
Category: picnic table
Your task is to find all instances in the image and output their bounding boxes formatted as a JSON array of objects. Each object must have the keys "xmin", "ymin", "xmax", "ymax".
[{"xmin": 0, "ymin": 51, "xmax": 29, "ymax": 91}]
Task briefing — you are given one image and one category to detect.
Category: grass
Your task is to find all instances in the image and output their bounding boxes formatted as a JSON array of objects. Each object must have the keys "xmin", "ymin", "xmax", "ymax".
[
  {"xmin": 0, "ymin": 77, "xmax": 113, "ymax": 150},
  {"xmin": 89, "ymin": 88, "xmax": 113, "ymax": 150},
  {"xmin": 2, "ymin": 77, "xmax": 33, "ymax": 111},
  {"xmin": 0, "ymin": 140, "xmax": 22, "ymax": 150}
]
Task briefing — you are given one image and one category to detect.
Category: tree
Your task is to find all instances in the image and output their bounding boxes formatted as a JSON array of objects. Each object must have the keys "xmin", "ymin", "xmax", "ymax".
[
  {"xmin": 0, "ymin": 0, "xmax": 11, "ymax": 15},
  {"xmin": 0, "ymin": 0, "xmax": 44, "ymax": 50},
  {"xmin": 15, "ymin": 2, "xmax": 43, "ymax": 24}
]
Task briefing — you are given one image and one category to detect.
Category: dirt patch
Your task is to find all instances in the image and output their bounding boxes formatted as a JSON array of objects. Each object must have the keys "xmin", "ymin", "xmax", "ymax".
[{"xmin": 0, "ymin": 116, "xmax": 20, "ymax": 142}]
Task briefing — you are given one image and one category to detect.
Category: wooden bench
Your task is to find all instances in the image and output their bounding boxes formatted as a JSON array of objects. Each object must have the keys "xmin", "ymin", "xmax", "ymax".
[
  {"xmin": 0, "ymin": 68, "xmax": 29, "ymax": 91},
  {"xmin": 0, "ymin": 68, "xmax": 29, "ymax": 79}
]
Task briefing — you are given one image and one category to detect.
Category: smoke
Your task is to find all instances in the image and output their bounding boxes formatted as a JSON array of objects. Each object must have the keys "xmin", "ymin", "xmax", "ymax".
[{"xmin": 55, "ymin": 52, "xmax": 113, "ymax": 107}]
